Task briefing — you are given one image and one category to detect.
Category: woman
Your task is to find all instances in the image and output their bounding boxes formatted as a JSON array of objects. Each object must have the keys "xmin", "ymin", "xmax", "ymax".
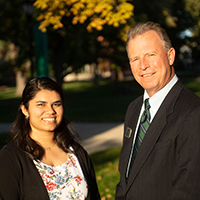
[{"xmin": 0, "ymin": 77, "xmax": 100, "ymax": 200}]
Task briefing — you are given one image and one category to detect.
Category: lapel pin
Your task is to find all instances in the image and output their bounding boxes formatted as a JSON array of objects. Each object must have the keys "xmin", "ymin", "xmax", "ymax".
[{"xmin": 125, "ymin": 127, "xmax": 132, "ymax": 138}]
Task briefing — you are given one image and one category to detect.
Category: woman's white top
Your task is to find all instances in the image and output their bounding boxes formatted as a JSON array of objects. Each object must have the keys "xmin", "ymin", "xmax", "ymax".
[{"xmin": 33, "ymin": 152, "xmax": 88, "ymax": 200}]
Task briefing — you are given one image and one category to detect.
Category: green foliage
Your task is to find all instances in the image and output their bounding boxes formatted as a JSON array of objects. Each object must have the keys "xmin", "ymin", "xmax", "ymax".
[
  {"xmin": 1, "ymin": 0, "xmax": 200, "ymax": 84},
  {"xmin": 0, "ymin": 0, "xmax": 33, "ymax": 77},
  {"xmin": 130, "ymin": 0, "xmax": 197, "ymax": 55}
]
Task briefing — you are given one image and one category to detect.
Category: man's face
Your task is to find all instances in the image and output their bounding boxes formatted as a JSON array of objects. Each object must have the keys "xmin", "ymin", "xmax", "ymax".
[{"xmin": 127, "ymin": 30, "xmax": 175, "ymax": 97}]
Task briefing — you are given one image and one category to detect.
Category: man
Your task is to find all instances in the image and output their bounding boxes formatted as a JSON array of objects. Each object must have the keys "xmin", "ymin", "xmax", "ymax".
[{"xmin": 115, "ymin": 21, "xmax": 200, "ymax": 200}]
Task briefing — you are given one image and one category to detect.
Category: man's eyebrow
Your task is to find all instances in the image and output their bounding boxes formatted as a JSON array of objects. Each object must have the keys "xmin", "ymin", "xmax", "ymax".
[{"xmin": 130, "ymin": 56, "xmax": 138, "ymax": 61}]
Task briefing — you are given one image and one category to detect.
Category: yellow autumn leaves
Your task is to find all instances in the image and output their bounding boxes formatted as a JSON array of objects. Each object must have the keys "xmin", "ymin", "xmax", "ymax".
[{"xmin": 33, "ymin": 0, "xmax": 134, "ymax": 32}]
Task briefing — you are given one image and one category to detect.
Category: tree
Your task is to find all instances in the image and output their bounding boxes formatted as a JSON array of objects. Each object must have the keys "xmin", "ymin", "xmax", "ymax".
[
  {"xmin": 34, "ymin": 0, "xmax": 134, "ymax": 32},
  {"xmin": 33, "ymin": 0, "xmax": 134, "ymax": 85},
  {"xmin": 184, "ymin": 0, "xmax": 200, "ymax": 70},
  {"xmin": 0, "ymin": 0, "xmax": 32, "ymax": 95},
  {"xmin": 127, "ymin": 0, "xmax": 199, "ymax": 70}
]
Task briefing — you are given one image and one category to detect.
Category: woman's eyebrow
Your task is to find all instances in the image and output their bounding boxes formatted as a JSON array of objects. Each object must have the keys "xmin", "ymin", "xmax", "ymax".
[
  {"xmin": 35, "ymin": 100, "xmax": 46, "ymax": 103},
  {"xmin": 53, "ymin": 100, "xmax": 62, "ymax": 103},
  {"xmin": 35, "ymin": 100, "xmax": 62, "ymax": 103}
]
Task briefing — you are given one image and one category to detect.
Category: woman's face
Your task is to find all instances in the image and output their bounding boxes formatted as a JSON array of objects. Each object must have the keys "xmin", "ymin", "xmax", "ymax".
[{"xmin": 21, "ymin": 89, "xmax": 64, "ymax": 136}]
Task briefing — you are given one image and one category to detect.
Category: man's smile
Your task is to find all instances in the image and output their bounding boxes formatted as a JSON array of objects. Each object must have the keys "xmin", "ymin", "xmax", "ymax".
[{"xmin": 142, "ymin": 73, "xmax": 154, "ymax": 78}]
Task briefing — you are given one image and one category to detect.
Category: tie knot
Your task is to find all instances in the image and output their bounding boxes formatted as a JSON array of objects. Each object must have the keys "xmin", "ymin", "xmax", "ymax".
[{"xmin": 144, "ymin": 98, "xmax": 150, "ymax": 110}]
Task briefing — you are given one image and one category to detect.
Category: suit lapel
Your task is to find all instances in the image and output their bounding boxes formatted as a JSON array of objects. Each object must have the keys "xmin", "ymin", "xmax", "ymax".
[{"xmin": 125, "ymin": 80, "xmax": 184, "ymax": 192}]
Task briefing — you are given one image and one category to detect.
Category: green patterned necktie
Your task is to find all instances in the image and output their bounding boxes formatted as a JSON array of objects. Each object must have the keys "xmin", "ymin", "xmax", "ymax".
[{"xmin": 126, "ymin": 98, "xmax": 151, "ymax": 180}]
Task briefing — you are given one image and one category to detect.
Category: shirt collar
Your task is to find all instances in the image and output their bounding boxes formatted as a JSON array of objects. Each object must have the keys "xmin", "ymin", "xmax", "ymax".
[{"xmin": 143, "ymin": 75, "xmax": 178, "ymax": 121}]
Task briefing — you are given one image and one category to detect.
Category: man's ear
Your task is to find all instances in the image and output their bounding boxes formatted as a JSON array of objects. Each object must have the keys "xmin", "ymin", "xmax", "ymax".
[
  {"xmin": 168, "ymin": 47, "xmax": 176, "ymax": 66},
  {"xmin": 20, "ymin": 104, "xmax": 29, "ymax": 118}
]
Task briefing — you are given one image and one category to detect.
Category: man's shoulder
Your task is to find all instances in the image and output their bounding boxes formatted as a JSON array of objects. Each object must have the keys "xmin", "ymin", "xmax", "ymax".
[
  {"xmin": 180, "ymin": 85, "xmax": 200, "ymax": 109},
  {"xmin": 182, "ymin": 84, "xmax": 200, "ymax": 99},
  {"xmin": 166, "ymin": 79, "xmax": 200, "ymax": 105},
  {"xmin": 166, "ymin": 80, "xmax": 200, "ymax": 116},
  {"xmin": 128, "ymin": 95, "xmax": 143, "ymax": 109},
  {"xmin": 125, "ymin": 95, "xmax": 143, "ymax": 121}
]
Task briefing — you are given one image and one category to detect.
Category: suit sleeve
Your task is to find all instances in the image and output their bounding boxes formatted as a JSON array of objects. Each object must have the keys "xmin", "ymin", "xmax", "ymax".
[
  {"xmin": 115, "ymin": 124, "xmax": 128, "ymax": 200},
  {"xmin": 115, "ymin": 181, "xmax": 124, "ymax": 200},
  {"xmin": 166, "ymin": 107, "xmax": 200, "ymax": 199}
]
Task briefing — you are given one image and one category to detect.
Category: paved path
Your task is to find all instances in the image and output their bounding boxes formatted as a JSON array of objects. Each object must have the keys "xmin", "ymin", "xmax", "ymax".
[{"xmin": 0, "ymin": 122, "xmax": 124, "ymax": 154}]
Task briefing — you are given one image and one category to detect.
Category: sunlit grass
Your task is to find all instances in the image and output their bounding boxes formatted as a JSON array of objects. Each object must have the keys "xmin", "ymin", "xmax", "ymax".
[
  {"xmin": 62, "ymin": 80, "xmax": 110, "ymax": 93},
  {"xmin": 0, "ymin": 87, "xmax": 17, "ymax": 99},
  {"xmin": 62, "ymin": 81, "xmax": 95, "ymax": 92},
  {"xmin": 90, "ymin": 147, "xmax": 121, "ymax": 200},
  {"xmin": 184, "ymin": 81, "xmax": 200, "ymax": 94},
  {"xmin": 195, "ymin": 91, "xmax": 200, "ymax": 96}
]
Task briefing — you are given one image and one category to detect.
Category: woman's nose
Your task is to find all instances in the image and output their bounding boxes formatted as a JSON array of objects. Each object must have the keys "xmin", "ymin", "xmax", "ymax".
[{"xmin": 46, "ymin": 105, "xmax": 56, "ymax": 114}]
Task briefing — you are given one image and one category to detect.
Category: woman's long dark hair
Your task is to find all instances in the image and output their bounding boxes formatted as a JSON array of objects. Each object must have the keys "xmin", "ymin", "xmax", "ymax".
[{"xmin": 11, "ymin": 77, "xmax": 79, "ymax": 160}]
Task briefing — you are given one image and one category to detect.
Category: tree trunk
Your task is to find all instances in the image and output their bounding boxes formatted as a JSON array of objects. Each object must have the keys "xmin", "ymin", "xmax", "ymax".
[{"xmin": 15, "ymin": 70, "xmax": 27, "ymax": 96}]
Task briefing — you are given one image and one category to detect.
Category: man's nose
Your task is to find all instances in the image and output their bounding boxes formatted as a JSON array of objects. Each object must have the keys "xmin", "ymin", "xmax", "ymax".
[{"xmin": 140, "ymin": 57, "xmax": 149, "ymax": 70}]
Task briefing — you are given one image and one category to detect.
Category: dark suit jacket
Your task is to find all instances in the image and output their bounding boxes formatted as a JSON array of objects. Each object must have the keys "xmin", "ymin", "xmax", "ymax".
[{"xmin": 115, "ymin": 80, "xmax": 200, "ymax": 200}]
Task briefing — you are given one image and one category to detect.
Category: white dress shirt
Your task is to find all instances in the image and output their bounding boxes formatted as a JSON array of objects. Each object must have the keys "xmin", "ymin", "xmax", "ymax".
[{"xmin": 133, "ymin": 74, "xmax": 178, "ymax": 144}]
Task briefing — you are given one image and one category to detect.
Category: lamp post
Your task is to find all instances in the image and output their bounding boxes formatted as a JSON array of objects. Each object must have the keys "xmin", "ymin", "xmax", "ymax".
[{"xmin": 23, "ymin": 0, "xmax": 35, "ymax": 78}]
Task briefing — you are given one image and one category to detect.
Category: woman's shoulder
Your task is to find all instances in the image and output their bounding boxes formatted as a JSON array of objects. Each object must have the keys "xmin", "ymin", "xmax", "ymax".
[
  {"xmin": 71, "ymin": 141, "xmax": 94, "ymax": 169},
  {"xmin": 0, "ymin": 140, "xmax": 27, "ymax": 165},
  {"xmin": 71, "ymin": 141, "xmax": 88, "ymax": 156},
  {"xmin": 0, "ymin": 140, "xmax": 18, "ymax": 155}
]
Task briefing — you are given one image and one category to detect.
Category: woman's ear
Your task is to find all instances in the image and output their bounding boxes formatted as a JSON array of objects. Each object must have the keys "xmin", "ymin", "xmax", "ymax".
[{"xmin": 20, "ymin": 104, "xmax": 29, "ymax": 118}]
